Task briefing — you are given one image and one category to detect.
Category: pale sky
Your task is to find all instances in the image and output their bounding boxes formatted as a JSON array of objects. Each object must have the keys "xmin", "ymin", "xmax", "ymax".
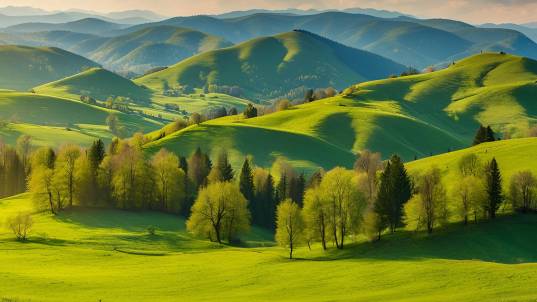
[{"xmin": 0, "ymin": 0, "xmax": 536, "ymax": 24}]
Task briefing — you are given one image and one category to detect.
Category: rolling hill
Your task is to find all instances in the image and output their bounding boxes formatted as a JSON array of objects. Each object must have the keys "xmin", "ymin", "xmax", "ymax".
[
  {"xmin": 85, "ymin": 26, "xmax": 232, "ymax": 74},
  {"xmin": 144, "ymin": 53, "xmax": 537, "ymax": 172},
  {"xmin": 119, "ymin": 12, "xmax": 537, "ymax": 68},
  {"xmin": 136, "ymin": 30, "xmax": 406, "ymax": 101},
  {"xmin": 0, "ymin": 90, "xmax": 163, "ymax": 144},
  {"xmin": 0, "ymin": 45, "xmax": 99, "ymax": 90},
  {"xmin": 34, "ymin": 67, "xmax": 152, "ymax": 102},
  {"xmin": 3, "ymin": 18, "xmax": 127, "ymax": 35}
]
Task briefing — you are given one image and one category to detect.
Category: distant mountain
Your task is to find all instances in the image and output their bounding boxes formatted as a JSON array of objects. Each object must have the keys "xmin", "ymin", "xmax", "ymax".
[
  {"xmin": 0, "ymin": 6, "xmax": 49, "ymax": 16},
  {"xmin": 105, "ymin": 10, "xmax": 165, "ymax": 21},
  {"xmin": 0, "ymin": 45, "xmax": 99, "ymax": 90},
  {"xmin": 4, "ymin": 18, "xmax": 127, "ymax": 35},
  {"xmin": 120, "ymin": 12, "xmax": 537, "ymax": 68},
  {"xmin": 84, "ymin": 26, "xmax": 232, "ymax": 74},
  {"xmin": 215, "ymin": 8, "xmax": 412, "ymax": 19},
  {"xmin": 136, "ymin": 30, "xmax": 406, "ymax": 101},
  {"xmin": 481, "ymin": 23, "xmax": 537, "ymax": 43}
]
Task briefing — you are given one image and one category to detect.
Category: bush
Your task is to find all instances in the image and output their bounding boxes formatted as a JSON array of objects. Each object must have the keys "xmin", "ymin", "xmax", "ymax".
[{"xmin": 6, "ymin": 213, "xmax": 33, "ymax": 241}]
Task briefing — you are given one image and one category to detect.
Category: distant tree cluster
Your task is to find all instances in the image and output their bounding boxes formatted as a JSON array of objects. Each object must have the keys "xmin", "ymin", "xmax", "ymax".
[
  {"xmin": 473, "ymin": 124, "xmax": 496, "ymax": 145},
  {"xmin": 0, "ymin": 136, "xmax": 30, "ymax": 198}
]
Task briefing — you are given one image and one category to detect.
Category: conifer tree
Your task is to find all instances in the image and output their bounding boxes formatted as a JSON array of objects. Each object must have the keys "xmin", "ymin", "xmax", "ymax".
[
  {"xmin": 484, "ymin": 157, "xmax": 503, "ymax": 219},
  {"xmin": 239, "ymin": 158, "xmax": 254, "ymax": 202},
  {"xmin": 374, "ymin": 154, "xmax": 413, "ymax": 235}
]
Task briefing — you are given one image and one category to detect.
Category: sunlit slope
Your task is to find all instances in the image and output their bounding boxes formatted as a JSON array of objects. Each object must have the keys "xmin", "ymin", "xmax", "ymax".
[
  {"xmin": 1, "ymin": 193, "xmax": 537, "ymax": 301},
  {"xmin": 407, "ymin": 137, "xmax": 537, "ymax": 189},
  {"xmin": 0, "ymin": 45, "xmax": 98, "ymax": 90},
  {"xmin": 34, "ymin": 67, "xmax": 152, "ymax": 102},
  {"xmin": 0, "ymin": 91, "xmax": 162, "ymax": 139},
  {"xmin": 351, "ymin": 53, "xmax": 537, "ymax": 138},
  {"xmin": 136, "ymin": 30, "xmax": 406, "ymax": 101},
  {"xmin": 145, "ymin": 53, "xmax": 537, "ymax": 171}
]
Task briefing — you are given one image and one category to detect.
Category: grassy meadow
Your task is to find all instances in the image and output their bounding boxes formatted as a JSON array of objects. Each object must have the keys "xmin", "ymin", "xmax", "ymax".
[{"xmin": 1, "ymin": 193, "xmax": 537, "ymax": 302}]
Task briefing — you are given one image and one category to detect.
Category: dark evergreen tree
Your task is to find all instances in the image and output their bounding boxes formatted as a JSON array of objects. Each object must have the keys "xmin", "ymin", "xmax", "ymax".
[
  {"xmin": 289, "ymin": 173, "xmax": 305, "ymax": 206},
  {"xmin": 473, "ymin": 125, "xmax": 495, "ymax": 146},
  {"xmin": 374, "ymin": 154, "xmax": 413, "ymax": 235},
  {"xmin": 88, "ymin": 139, "xmax": 105, "ymax": 170},
  {"xmin": 239, "ymin": 158, "xmax": 254, "ymax": 202},
  {"xmin": 187, "ymin": 147, "xmax": 211, "ymax": 191},
  {"xmin": 243, "ymin": 104, "xmax": 258, "ymax": 119},
  {"xmin": 484, "ymin": 157, "xmax": 503, "ymax": 219},
  {"xmin": 276, "ymin": 173, "xmax": 288, "ymax": 202},
  {"xmin": 216, "ymin": 151, "xmax": 234, "ymax": 182}
]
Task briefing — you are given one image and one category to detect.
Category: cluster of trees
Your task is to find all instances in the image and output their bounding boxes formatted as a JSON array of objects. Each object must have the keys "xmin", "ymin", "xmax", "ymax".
[
  {"xmin": 0, "ymin": 136, "xmax": 30, "ymax": 198},
  {"xmin": 205, "ymin": 85, "xmax": 242, "ymax": 97},
  {"xmin": 473, "ymin": 125, "xmax": 496, "ymax": 145}
]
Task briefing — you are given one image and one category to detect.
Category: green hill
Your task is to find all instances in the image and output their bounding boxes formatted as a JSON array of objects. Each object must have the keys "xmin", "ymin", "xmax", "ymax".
[
  {"xmin": 87, "ymin": 26, "xmax": 232, "ymax": 74},
  {"xmin": 145, "ymin": 53, "xmax": 537, "ymax": 172},
  {"xmin": 136, "ymin": 30, "xmax": 406, "ymax": 101},
  {"xmin": 34, "ymin": 67, "xmax": 152, "ymax": 102},
  {"xmin": 0, "ymin": 45, "xmax": 99, "ymax": 90},
  {"xmin": 1, "ymin": 192, "xmax": 536, "ymax": 301},
  {"xmin": 123, "ymin": 12, "xmax": 537, "ymax": 68},
  {"xmin": 407, "ymin": 137, "xmax": 537, "ymax": 190},
  {"xmin": 0, "ymin": 90, "xmax": 162, "ymax": 142}
]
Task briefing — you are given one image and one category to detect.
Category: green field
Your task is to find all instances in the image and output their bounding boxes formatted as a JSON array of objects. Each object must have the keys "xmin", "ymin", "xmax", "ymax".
[
  {"xmin": 145, "ymin": 53, "xmax": 537, "ymax": 173},
  {"xmin": 1, "ymin": 190, "xmax": 536, "ymax": 301}
]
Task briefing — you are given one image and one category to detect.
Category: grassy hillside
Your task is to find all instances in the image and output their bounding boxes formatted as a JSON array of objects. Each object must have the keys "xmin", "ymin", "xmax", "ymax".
[
  {"xmin": 145, "ymin": 53, "xmax": 537, "ymax": 172},
  {"xmin": 122, "ymin": 12, "xmax": 537, "ymax": 68},
  {"xmin": 34, "ymin": 67, "xmax": 152, "ymax": 102},
  {"xmin": 136, "ymin": 30, "xmax": 406, "ymax": 101},
  {"xmin": 0, "ymin": 45, "xmax": 99, "ymax": 90},
  {"xmin": 0, "ymin": 91, "xmax": 162, "ymax": 140},
  {"xmin": 87, "ymin": 26, "xmax": 232, "ymax": 74},
  {"xmin": 407, "ymin": 137, "xmax": 537, "ymax": 190},
  {"xmin": 1, "ymin": 193, "xmax": 536, "ymax": 301}
]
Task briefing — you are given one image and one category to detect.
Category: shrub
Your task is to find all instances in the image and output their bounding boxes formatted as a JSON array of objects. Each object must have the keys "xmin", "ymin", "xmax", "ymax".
[{"xmin": 6, "ymin": 213, "xmax": 33, "ymax": 241}]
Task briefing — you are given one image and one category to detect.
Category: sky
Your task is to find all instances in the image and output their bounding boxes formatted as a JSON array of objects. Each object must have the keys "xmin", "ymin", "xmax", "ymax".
[{"xmin": 0, "ymin": 0, "xmax": 536, "ymax": 24}]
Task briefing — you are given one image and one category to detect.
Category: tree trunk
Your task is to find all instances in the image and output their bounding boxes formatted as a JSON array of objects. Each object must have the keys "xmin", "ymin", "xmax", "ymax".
[{"xmin": 48, "ymin": 192, "xmax": 55, "ymax": 215}]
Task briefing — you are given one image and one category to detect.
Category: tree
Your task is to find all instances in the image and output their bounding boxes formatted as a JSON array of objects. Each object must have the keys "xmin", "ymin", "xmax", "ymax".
[
  {"xmin": 208, "ymin": 150, "xmax": 234, "ymax": 183},
  {"xmin": 106, "ymin": 113, "xmax": 123, "ymax": 137},
  {"xmin": 302, "ymin": 186, "xmax": 328, "ymax": 249},
  {"xmin": 74, "ymin": 152, "xmax": 95, "ymax": 206},
  {"xmin": 187, "ymin": 147, "xmax": 211, "ymax": 191},
  {"xmin": 239, "ymin": 158, "xmax": 254, "ymax": 202},
  {"xmin": 362, "ymin": 210, "xmax": 384, "ymax": 241},
  {"xmin": 458, "ymin": 153, "xmax": 481, "ymax": 177},
  {"xmin": 289, "ymin": 172, "xmax": 305, "ymax": 206},
  {"xmin": 275, "ymin": 199, "xmax": 304, "ymax": 259},
  {"xmin": 374, "ymin": 155, "xmax": 413, "ymax": 235},
  {"xmin": 354, "ymin": 150, "xmax": 381, "ymax": 203},
  {"xmin": 405, "ymin": 167, "xmax": 448, "ymax": 234},
  {"xmin": 473, "ymin": 125, "xmax": 495, "ymax": 146},
  {"xmin": 88, "ymin": 139, "xmax": 105, "ymax": 170},
  {"xmin": 243, "ymin": 104, "xmax": 257, "ymax": 118},
  {"xmin": 54, "ymin": 144, "xmax": 81, "ymax": 208},
  {"xmin": 28, "ymin": 165, "xmax": 55, "ymax": 214},
  {"xmin": 16, "ymin": 135, "xmax": 32, "ymax": 175},
  {"xmin": 252, "ymin": 168, "xmax": 276, "ymax": 229},
  {"xmin": 454, "ymin": 175, "xmax": 486, "ymax": 224},
  {"xmin": 110, "ymin": 141, "xmax": 148, "ymax": 209},
  {"xmin": 187, "ymin": 182, "xmax": 250, "ymax": 243},
  {"xmin": 320, "ymin": 167, "xmax": 365, "ymax": 249},
  {"xmin": 6, "ymin": 213, "xmax": 33, "ymax": 241},
  {"xmin": 484, "ymin": 158, "xmax": 503, "ymax": 219},
  {"xmin": 510, "ymin": 171, "xmax": 537, "ymax": 213},
  {"xmin": 151, "ymin": 149, "xmax": 186, "ymax": 212}
]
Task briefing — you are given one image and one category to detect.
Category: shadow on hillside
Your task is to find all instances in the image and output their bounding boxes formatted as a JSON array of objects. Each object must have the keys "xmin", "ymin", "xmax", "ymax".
[
  {"xmin": 54, "ymin": 207, "xmax": 186, "ymax": 232},
  {"xmin": 313, "ymin": 214, "xmax": 537, "ymax": 264}
]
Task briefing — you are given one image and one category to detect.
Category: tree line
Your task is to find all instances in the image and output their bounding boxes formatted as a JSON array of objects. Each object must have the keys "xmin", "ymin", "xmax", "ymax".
[{"xmin": 4, "ymin": 135, "xmax": 536, "ymax": 257}]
